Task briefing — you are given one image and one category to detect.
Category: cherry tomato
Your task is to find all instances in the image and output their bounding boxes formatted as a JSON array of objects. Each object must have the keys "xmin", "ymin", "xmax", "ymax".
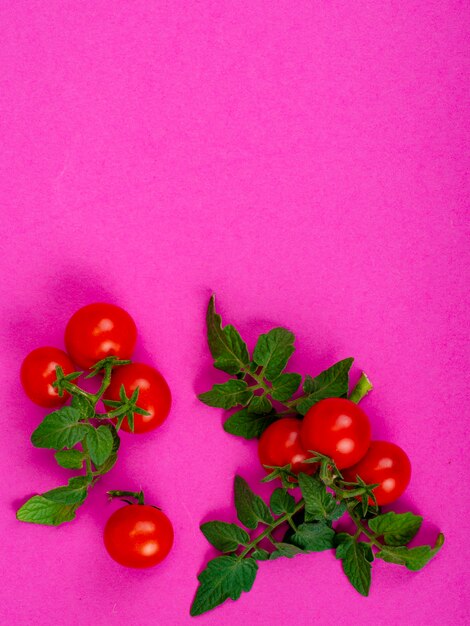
[
  {"xmin": 300, "ymin": 398, "xmax": 371, "ymax": 469},
  {"xmin": 64, "ymin": 303, "xmax": 137, "ymax": 369},
  {"xmin": 342, "ymin": 441, "xmax": 412, "ymax": 505},
  {"xmin": 104, "ymin": 504, "xmax": 174, "ymax": 568},
  {"xmin": 20, "ymin": 347, "xmax": 75, "ymax": 407},
  {"xmin": 104, "ymin": 362, "xmax": 171, "ymax": 433},
  {"xmin": 258, "ymin": 418, "xmax": 316, "ymax": 474}
]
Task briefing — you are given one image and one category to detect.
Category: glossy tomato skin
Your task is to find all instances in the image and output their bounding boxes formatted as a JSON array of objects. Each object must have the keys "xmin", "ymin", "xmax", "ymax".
[
  {"xmin": 104, "ymin": 504, "xmax": 174, "ymax": 568},
  {"xmin": 104, "ymin": 362, "xmax": 171, "ymax": 433},
  {"xmin": 64, "ymin": 303, "xmax": 137, "ymax": 369},
  {"xmin": 300, "ymin": 398, "xmax": 371, "ymax": 469},
  {"xmin": 20, "ymin": 347, "xmax": 75, "ymax": 407},
  {"xmin": 342, "ymin": 441, "xmax": 412, "ymax": 505},
  {"xmin": 258, "ymin": 418, "xmax": 316, "ymax": 474}
]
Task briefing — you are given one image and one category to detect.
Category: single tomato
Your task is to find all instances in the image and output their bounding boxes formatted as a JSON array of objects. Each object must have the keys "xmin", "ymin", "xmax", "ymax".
[
  {"xmin": 104, "ymin": 362, "xmax": 171, "ymax": 433},
  {"xmin": 64, "ymin": 303, "xmax": 137, "ymax": 369},
  {"xmin": 20, "ymin": 347, "xmax": 75, "ymax": 407},
  {"xmin": 258, "ymin": 418, "xmax": 316, "ymax": 474},
  {"xmin": 300, "ymin": 398, "xmax": 371, "ymax": 469},
  {"xmin": 104, "ymin": 504, "xmax": 174, "ymax": 568},
  {"xmin": 342, "ymin": 440, "xmax": 411, "ymax": 505}
]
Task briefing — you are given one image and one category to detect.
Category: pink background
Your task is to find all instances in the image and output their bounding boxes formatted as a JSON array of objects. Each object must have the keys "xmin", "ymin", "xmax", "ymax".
[{"xmin": 0, "ymin": 2, "xmax": 469, "ymax": 625}]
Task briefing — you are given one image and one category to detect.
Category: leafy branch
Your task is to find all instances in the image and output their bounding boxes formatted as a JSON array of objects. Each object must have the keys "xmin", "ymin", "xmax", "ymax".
[
  {"xmin": 193, "ymin": 295, "xmax": 444, "ymax": 616},
  {"xmin": 191, "ymin": 461, "xmax": 444, "ymax": 616},
  {"xmin": 198, "ymin": 296, "xmax": 372, "ymax": 439},
  {"xmin": 17, "ymin": 357, "xmax": 149, "ymax": 526}
]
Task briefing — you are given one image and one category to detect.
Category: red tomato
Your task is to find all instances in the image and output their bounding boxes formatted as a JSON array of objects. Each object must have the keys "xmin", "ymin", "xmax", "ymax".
[
  {"xmin": 104, "ymin": 362, "xmax": 171, "ymax": 433},
  {"xmin": 104, "ymin": 504, "xmax": 174, "ymax": 568},
  {"xmin": 64, "ymin": 303, "xmax": 137, "ymax": 369},
  {"xmin": 258, "ymin": 418, "xmax": 316, "ymax": 474},
  {"xmin": 300, "ymin": 398, "xmax": 371, "ymax": 469},
  {"xmin": 342, "ymin": 441, "xmax": 412, "ymax": 505},
  {"xmin": 20, "ymin": 347, "xmax": 75, "ymax": 407}
]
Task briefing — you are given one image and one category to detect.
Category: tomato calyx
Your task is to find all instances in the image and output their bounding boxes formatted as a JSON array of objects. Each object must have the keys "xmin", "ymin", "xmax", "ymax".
[{"xmin": 108, "ymin": 489, "xmax": 146, "ymax": 506}]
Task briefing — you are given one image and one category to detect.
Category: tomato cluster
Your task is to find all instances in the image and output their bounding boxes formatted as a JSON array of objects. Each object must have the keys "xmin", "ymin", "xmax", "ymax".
[
  {"xmin": 20, "ymin": 302, "xmax": 174, "ymax": 568},
  {"xmin": 258, "ymin": 397, "xmax": 411, "ymax": 506},
  {"xmin": 21, "ymin": 303, "xmax": 172, "ymax": 434}
]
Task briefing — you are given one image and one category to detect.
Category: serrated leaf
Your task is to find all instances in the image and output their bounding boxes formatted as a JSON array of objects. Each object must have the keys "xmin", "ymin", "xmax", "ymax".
[
  {"xmin": 190, "ymin": 555, "xmax": 258, "ymax": 616},
  {"xmin": 270, "ymin": 542, "xmax": 307, "ymax": 559},
  {"xmin": 247, "ymin": 395, "xmax": 273, "ymax": 415},
  {"xmin": 206, "ymin": 296, "xmax": 250, "ymax": 375},
  {"xmin": 200, "ymin": 522, "xmax": 250, "ymax": 553},
  {"xmin": 31, "ymin": 407, "xmax": 90, "ymax": 450},
  {"xmin": 270, "ymin": 372, "xmax": 302, "ymax": 401},
  {"xmin": 71, "ymin": 394, "xmax": 95, "ymax": 419},
  {"xmin": 297, "ymin": 358, "xmax": 354, "ymax": 415},
  {"xmin": 234, "ymin": 476, "xmax": 274, "ymax": 529},
  {"xmin": 42, "ymin": 476, "xmax": 91, "ymax": 505},
  {"xmin": 253, "ymin": 328, "xmax": 295, "ymax": 381},
  {"xmin": 298, "ymin": 473, "xmax": 344, "ymax": 521},
  {"xmin": 368, "ymin": 512, "xmax": 423, "ymax": 546},
  {"xmin": 335, "ymin": 534, "xmax": 373, "ymax": 596},
  {"xmin": 17, "ymin": 495, "xmax": 80, "ymax": 526},
  {"xmin": 86, "ymin": 425, "xmax": 114, "ymax": 466},
  {"xmin": 270, "ymin": 488, "xmax": 296, "ymax": 515},
  {"xmin": 376, "ymin": 533, "xmax": 444, "ymax": 571},
  {"xmin": 223, "ymin": 408, "xmax": 277, "ymax": 439},
  {"xmin": 252, "ymin": 548, "xmax": 270, "ymax": 561},
  {"xmin": 198, "ymin": 380, "xmax": 254, "ymax": 409},
  {"xmin": 290, "ymin": 522, "xmax": 335, "ymax": 551},
  {"xmin": 54, "ymin": 449, "xmax": 84, "ymax": 469}
]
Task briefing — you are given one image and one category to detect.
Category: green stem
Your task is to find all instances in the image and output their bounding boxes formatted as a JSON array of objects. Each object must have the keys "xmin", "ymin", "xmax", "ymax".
[
  {"xmin": 238, "ymin": 500, "xmax": 305, "ymax": 559},
  {"xmin": 346, "ymin": 502, "xmax": 382, "ymax": 549},
  {"xmin": 108, "ymin": 490, "xmax": 145, "ymax": 505},
  {"xmin": 349, "ymin": 373, "xmax": 373, "ymax": 404},
  {"xmin": 93, "ymin": 364, "xmax": 114, "ymax": 402},
  {"xmin": 62, "ymin": 381, "xmax": 94, "ymax": 401},
  {"xmin": 81, "ymin": 438, "xmax": 93, "ymax": 476}
]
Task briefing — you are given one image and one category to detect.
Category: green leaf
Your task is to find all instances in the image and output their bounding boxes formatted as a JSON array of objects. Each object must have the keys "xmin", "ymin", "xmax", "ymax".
[
  {"xmin": 234, "ymin": 476, "xmax": 274, "ymax": 529},
  {"xmin": 71, "ymin": 394, "xmax": 95, "ymax": 419},
  {"xmin": 253, "ymin": 328, "xmax": 295, "ymax": 381},
  {"xmin": 94, "ymin": 424, "xmax": 120, "ymax": 475},
  {"xmin": 190, "ymin": 555, "xmax": 258, "ymax": 616},
  {"xmin": 290, "ymin": 522, "xmax": 335, "ymax": 551},
  {"xmin": 200, "ymin": 522, "xmax": 250, "ymax": 553},
  {"xmin": 335, "ymin": 533, "xmax": 373, "ymax": 596},
  {"xmin": 298, "ymin": 473, "xmax": 345, "ymax": 521},
  {"xmin": 270, "ymin": 372, "xmax": 302, "ymax": 401},
  {"xmin": 223, "ymin": 408, "xmax": 277, "ymax": 439},
  {"xmin": 270, "ymin": 542, "xmax": 307, "ymax": 559},
  {"xmin": 297, "ymin": 358, "xmax": 354, "ymax": 415},
  {"xmin": 376, "ymin": 533, "xmax": 444, "ymax": 571},
  {"xmin": 31, "ymin": 407, "xmax": 90, "ymax": 450},
  {"xmin": 17, "ymin": 495, "xmax": 80, "ymax": 526},
  {"xmin": 206, "ymin": 296, "xmax": 250, "ymax": 375},
  {"xmin": 251, "ymin": 548, "xmax": 270, "ymax": 561},
  {"xmin": 368, "ymin": 512, "xmax": 423, "ymax": 546},
  {"xmin": 85, "ymin": 425, "xmax": 114, "ymax": 466},
  {"xmin": 270, "ymin": 488, "xmax": 296, "ymax": 515},
  {"xmin": 198, "ymin": 380, "xmax": 254, "ymax": 409},
  {"xmin": 42, "ymin": 476, "xmax": 91, "ymax": 505},
  {"xmin": 54, "ymin": 449, "xmax": 84, "ymax": 469},
  {"xmin": 247, "ymin": 395, "xmax": 273, "ymax": 415}
]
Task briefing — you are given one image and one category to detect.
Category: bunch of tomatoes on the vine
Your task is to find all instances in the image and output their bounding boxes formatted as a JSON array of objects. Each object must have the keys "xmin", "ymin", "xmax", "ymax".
[
  {"xmin": 18, "ymin": 303, "xmax": 174, "ymax": 569},
  {"xmin": 258, "ymin": 399, "xmax": 411, "ymax": 506}
]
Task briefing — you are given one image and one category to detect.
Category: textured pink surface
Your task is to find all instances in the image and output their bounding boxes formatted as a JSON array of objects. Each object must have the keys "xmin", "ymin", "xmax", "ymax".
[{"xmin": 0, "ymin": 2, "xmax": 469, "ymax": 625}]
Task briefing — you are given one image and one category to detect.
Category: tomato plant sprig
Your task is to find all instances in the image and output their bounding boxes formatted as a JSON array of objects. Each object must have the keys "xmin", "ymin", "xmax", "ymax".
[
  {"xmin": 16, "ymin": 356, "xmax": 150, "ymax": 526},
  {"xmin": 191, "ymin": 465, "xmax": 444, "ymax": 616},
  {"xmin": 192, "ymin": 296, "xmax": 444, "ymax": 616}
]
